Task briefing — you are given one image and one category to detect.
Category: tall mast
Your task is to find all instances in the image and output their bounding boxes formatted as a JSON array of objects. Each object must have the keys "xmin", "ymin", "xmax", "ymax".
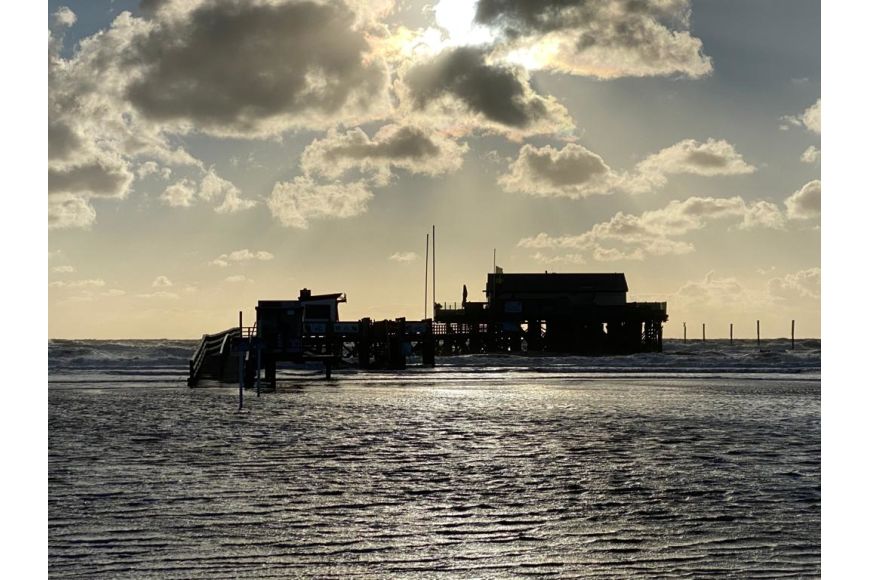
[
  {"xmin": 424, "ymin": 233, "xmax": 429, "ymax": 319},
  {"xmin": 432, "ymin": 225, "xmax": 436, "ymax": 314}
]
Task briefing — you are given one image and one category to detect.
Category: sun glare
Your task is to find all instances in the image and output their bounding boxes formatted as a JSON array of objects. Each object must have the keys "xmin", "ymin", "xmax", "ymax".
[{"xmin": 434, "ymin": 0, "xmax": 491, "ymax": 46}]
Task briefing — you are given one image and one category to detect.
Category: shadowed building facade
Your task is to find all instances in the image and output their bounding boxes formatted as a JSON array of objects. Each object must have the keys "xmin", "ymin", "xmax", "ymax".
[{"xmin": 436, "ymin": 272, "xmax": 667, "ymax": 354}]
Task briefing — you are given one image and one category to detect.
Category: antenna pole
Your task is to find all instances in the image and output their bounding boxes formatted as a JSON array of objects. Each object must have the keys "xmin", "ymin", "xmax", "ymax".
[
  {"xmin": 432, "ymin": 225, "xmax": 436, "ymax": 314},
  {"xmin": 424, "ymin": 233, "xmax": 429, "ymax": 319},
  {"xmin": 493, "ymin": 248, "xmax": 496, "ymax": 273}
]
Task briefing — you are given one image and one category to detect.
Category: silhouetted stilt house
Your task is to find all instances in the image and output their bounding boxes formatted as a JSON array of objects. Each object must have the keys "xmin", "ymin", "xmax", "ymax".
[
  {"xmin": 435, "ymin": 272, "xmax": 666, "ymax": 354},
  {"xmin": 187, "ymin": 272, "xmax": 666, "ymax": 386}
]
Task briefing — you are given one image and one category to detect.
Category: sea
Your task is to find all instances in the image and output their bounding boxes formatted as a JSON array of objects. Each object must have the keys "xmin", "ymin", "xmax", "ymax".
[{"xmin": 49, "ymin": 339, "xmax": 821, "ymax": 578}]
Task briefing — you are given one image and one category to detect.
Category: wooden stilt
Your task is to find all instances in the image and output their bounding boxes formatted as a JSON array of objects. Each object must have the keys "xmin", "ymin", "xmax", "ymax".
[
  {"xmin": 791, "ymin": 320, "xmax": 795, "ymax": 350},
  {"xmin": 683, "ymin": 322, "xmax": 687, "ymax": 344},
  {"xmin": 702, "ymin": 323, "xmax": 705, "ymax": 342},
  {"xmin": 757, "ymin": 320, "xmax": 761, "ymax": 348},
  {"xmin": 730, "ymin": 323, "xmax": 733, "ymax": 346}
]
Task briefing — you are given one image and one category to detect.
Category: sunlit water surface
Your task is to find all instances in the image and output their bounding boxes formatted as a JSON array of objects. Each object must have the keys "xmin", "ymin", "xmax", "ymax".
[{"xmin": 49, "ymin": 340, "xmax": 820, "ymax": 578}]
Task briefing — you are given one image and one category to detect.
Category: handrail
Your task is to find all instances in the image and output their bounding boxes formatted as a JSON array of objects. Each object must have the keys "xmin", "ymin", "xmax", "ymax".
[{"xmin": 188, "ymin": 327, "xmax": 240, "ymax": 385}]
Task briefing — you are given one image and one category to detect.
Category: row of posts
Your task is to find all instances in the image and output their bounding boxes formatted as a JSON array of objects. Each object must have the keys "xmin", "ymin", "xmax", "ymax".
[{"xmin": 681, "ymin": 320, "xmax": 797, "ymax": 349}]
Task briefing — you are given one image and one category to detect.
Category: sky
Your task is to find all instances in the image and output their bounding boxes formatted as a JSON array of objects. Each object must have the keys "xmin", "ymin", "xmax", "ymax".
[{"xmin": 47, "ymin": 0, "xmax": 821, "ymax": 339}]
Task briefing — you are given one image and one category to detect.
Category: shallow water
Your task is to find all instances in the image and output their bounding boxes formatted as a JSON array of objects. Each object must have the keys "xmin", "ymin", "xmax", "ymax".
[{"xmin": 49, "ymin": 341, "xmax": 820, "ymax": 578}]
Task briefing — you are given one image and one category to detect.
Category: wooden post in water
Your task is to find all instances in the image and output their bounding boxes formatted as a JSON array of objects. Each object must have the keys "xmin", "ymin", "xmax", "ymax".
[
  {"xmin": 791, "ymin": 320, "xmax": 796, "ymax": 350},
  {"xmin": 756, "ymin": 320, "xmax": 761, "ymax": 349},
  {"xmin": 255, "ymin": 340, "xmax": 261, "ymax": 397},
  {"xmin": 238, "ymin": 310, "xmax": 244, "ymax": 410},
  {"xmin": 702, "ymin": 323, "xmax": 706, "ymax": 342},
  {"xmin": 730, "ymin": 323, "xmax": 733, "ymax": 346},
  {"xmin": 683, "ymin": 322, "xmax": 687, "ymax": 344}
]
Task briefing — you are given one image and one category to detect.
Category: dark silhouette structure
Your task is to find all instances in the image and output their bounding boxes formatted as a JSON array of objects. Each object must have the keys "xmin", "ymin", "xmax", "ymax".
[
  {"xmin": 435, "ymin": 272, "xmax": 666, "ymax": 354},
  {"xmin": 188, "ymin": 271, "xmax": 667, "ymax": 387}
]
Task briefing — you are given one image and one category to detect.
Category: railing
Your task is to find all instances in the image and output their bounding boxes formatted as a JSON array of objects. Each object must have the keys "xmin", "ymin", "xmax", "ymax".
[{"xmin": 188, "ymin": 327, "xmax": 240, "ymax": 385}]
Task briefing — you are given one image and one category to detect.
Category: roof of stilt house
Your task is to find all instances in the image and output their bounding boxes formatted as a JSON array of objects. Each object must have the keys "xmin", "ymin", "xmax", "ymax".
[{"xmin": 486, "ymin": 273, "xmax": 629, "ymax": 294}]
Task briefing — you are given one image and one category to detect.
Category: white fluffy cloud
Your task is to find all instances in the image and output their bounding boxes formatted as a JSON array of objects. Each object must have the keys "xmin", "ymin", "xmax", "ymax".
[
  {"xmin": 784, "ymin": 180, "xmax": 821, "ymax": 220},
  {"xmin": 210, "ymin": 250, "xmax": 275, "ymax": 268},
  {"xmin": 767, "ymin": 268, "xmax": 820, "ymax": 301},
  {"xmin": 389, "ymin": 252, "xmax": 419, "ymax": 262},
  {"xmin": 500, "ymin": 138, "xmax": 755, "ymax": 198},
  {"xmin": 781, "ymin": 98, "xmax": 821, "ymax": 134},
  {"xmin": 630, "ymin": 138, "xmax": 756, "ymax": 192},
  {"xmin": 151, "ymin": 275, "xmax": 173, "ymax": 288},
  {"xmin": 268, "ymin": 178, "xmax": 374, "ymax": 229},
  {"xmin": 53, "ymin": 6, "xmax": 77, "ymax": 29},
  {"xmin": 518, "ymin": 195, "xmax": 785, "ymax": 263},
  {"xmin": 48, "ymin": 194, "xmax": 97, "ymax": 230},
  {"xmin": 800, "ymin": 145, "xmax": 820, "ymax": 164},
  {"xmin": 675, "ymin": 271, "xmax": 749, "ymax": 307},
  {"xmin": 801, "ymin": 99, "xmax": 821, "ymax": 134},
  {"xmin": 159, "ymin": 171, "xmax": 254, "ymax": 212},
  {"xmin": 160, "ymin": 179, "xmax": 197, "ymax": 207}
]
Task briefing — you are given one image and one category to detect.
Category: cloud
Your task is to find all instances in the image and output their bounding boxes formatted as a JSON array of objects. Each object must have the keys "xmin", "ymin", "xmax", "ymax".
[
  {"xmin": 499, "ymin": 138, "xmax": 755, "ymax": 198},
  {"xmin": 199, "ymin": 170, "xmax": 256, "ymax": 213},
  {"xmin": 124, "ymin": 0, "xmax": 390, "ymax": 137},
  {"xmin": 474, "ymin": 0, "xmax": 712, "ymax": 78},
  {"xmin": 801, "ymin": 99, "xmax": 821, "ymax": 134},
  {"xmin": 499, "ymin": 143, "xmax": 619, "ymax": 198},
  {"xmin": 53, "ymin": 6, "xmax": 77, "ymax": 28},
  {"xmin": 781, "ymin": 98, "xmax": 821, "ymax": 134},
  {"xmin": 47, "ymin": 0, "xmax": 388, "ymax": 228},
  {"xmin": 518, "ymin": 195, "xmax": 785, "ymax": 263},
  {"xmin": 160, "ymin": 179, "xmax": 197, "ymax": 207},
  {"xmin": 152, "ymin": 275, "xmax": 173, "ymax": 287},
  {"xmin": 389, "ymin": 252, "xmax": 419, "ymax": 262},
  {"xmin": 784, "ymin": 180, "xmax": 821, "ymax": 220},
  {"xmin": 48, "ymin": 194, "xmax": 96, "ymax": 230},
  {"xmin": 137, "ymin": 161, "xmax": 172, "ymax": 179},
  {"xmin": 268, "ymin": 178, "xmax": 374, "ymax": 229},
  {"xmin": 767, "ymin": 268, "xmax": 820, "ymax": 301},
  {"xmin": 675, "ymin": 271, "xmax": 748, "ymax": 307},
  {"xmin": 52, "ymin": 266, "xmax": 76, "ymax": 273},
  {"xmin": 301, "ymin": 124, "xmax": 468, "ymax": 186},
  {"xmin": 136, "ymin": 291, "xmax": 180, "ymax": 299},
  {"xmin": 101, "ymin": 289, "xmax": 127, "ymax": 297},
  {"xmin": 224, "ymin": 275, "xmax": 252, "ymax": 284},
  {"xmin": 159, "ymin": 171, "xmax": 255, "ymax": 212},
  {"xmin": 210, "ymin": 250, "xmax": 275, "ymax": 268},
  {"xmin": 49, "ymin": 279, "xmax": 106, "ymax": 288},
  {"xmin": 630, "ymin": 138, "xmax": 755, "ymax": 192},
  {"xmin": 49, "ymin": 156, "xmax": 135, "ymax": 199},
  {"xmin": 800, "ymin": 145, "xmax": 820, "ymax": 164},
  {"xmin": 401, "ymin": 46, "xmax": 573, "ymax": 137}
]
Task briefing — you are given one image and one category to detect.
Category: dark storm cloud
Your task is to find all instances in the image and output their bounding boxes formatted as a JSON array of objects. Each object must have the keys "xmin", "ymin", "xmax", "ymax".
[
  {"xmin": 300, "ymin": 124, "xmax": 468, "ymax": 185},
  {"xmin": 124, "ymin": 0, "xmax": 387, "ymax": 135},
  {"xmin": 473, "ymin": 0, "xmax": 711, "ymax": 78},
  {"xmin": 48, "ymin": 120, "xmax": 83, "ymax": 162},
  {"xmin": 403, "ymin": 46, "xmax": 557, "ymax": 129},
  {"xmin": 499, "ymin": 143, "xmax": 618, "ymax": 198},
  {"xmin": 48, "ymin": 160, "xmax": 134, "ymax": 199}
]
